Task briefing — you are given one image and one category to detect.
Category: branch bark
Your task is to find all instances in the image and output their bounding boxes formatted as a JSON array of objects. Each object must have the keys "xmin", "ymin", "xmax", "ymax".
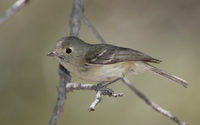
[
  {"xmin": 0, "ymin": 0, "xmax": 30, "ymax": 24},
  {"xmin": 81, "ymin": 14, "xmax": 106, "ymax": 44},
  {"xmin": 66, "ymin": 82, "xmax": 123, "ymax": 111},
  {"xmin": 50, "ymin": 65, "xmax": 71, "ymax": 125},
  {"xmin": 70, "ymin": 0, "xmax": 84, "ymax": 36}
]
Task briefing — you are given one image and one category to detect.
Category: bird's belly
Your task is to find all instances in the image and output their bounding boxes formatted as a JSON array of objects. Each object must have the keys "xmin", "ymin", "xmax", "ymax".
[{"xmin": 77, "ymin": 61, "xmax": 135, "ymax": 82}]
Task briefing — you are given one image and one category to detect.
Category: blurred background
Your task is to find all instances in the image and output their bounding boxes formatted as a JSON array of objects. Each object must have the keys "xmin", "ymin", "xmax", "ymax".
[{"xmin": 0, "ymin": 0, "xmax": 199, "ymax": 125}]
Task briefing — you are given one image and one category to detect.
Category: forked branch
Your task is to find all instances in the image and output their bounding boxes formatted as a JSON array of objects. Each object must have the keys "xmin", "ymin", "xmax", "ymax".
[{"xmin": 66, "ymin": 82, "xmax": 123, "ymax": 111}]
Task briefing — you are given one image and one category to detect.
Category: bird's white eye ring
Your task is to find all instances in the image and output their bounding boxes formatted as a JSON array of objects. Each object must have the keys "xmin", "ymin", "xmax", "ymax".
[{"xmin": 65, "ymin": 48, "xmax": 72, "ymax": 54}]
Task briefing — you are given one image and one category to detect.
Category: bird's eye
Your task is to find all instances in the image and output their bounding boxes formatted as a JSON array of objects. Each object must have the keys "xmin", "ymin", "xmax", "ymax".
[{"xmin": 65, "ymin": 48, "xmax": 72, "ymax": 54}]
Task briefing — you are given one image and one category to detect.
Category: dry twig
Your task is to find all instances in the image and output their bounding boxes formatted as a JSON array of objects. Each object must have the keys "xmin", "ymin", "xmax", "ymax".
[
  {"xmin": 50, "ymin": 65, "xmax": 71, "ymax": 125},
  {"xmin": 0, "ymin": 0, "xmax": 30, "ymax": 24},
  {"xmin": 81, "ymin": 14, "xmax": 106, "ymax": 44},
  {"xmin": 66, "ymin": 82, "xmax": 123, "ymax": 111},
  {"xmin": 70, "ymin": 0, "xmax": 84, "ymax": 36}
]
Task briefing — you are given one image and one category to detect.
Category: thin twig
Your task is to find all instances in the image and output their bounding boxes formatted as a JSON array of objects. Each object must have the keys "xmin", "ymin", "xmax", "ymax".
[
  {"xmin": 81, "ymin": 14, "xmax": 106, "ymax": 44},
  {"xmin": 89, "ymin": 91, "xmax": 102, "ymax": 111},
  {"xmin": 50, "ymin": 65, "xmax": 71, "ymax": 125},
  {"xmin": 70, "ymin": 0, "xmax": 84, "ymax": 36},
  {"xmin": 0, "ymin": 0, "xmax": 30, "ymax": 25},
  {"xmin": 66, "ymin": 82, "xmax": 96, "ymax": 91},
  {"xmin": 122, "ymin": 77, "xmax": 186, "ymax": 125},
  {"xmin": 66, "ymin": 82, "xmax": 123, "ymax": 111}
]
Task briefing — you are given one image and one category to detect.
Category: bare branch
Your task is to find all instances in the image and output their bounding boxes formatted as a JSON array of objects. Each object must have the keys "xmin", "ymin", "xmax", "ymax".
[
  {"xmin": 0, "ymin": 0, "xmax": 30, "ymax": 25},
  {"xmin": 70, "ymin": 0, "xmax": 84, "ymax": 36},
  {"xmin": 122, "ymin": 77, "xmax": 186, "ymax": 125},
  {"xmin": 88, "ymin": 86, "xmax": 123, "ymax": 111},
  {"xmin": 81, "ymin": 14, "xmax": 106, "ymax": 44},
  {"xmin": 89, "ymin": 91, "xmax": 102, "ymax": 111},
  {"xmin": 66, "ymin": 82, "xmax": 96, "ymax": 91},
  {"xmin": 66, "ymin": 82, "xmax": 123, "ymax": 111},
  {"xmin": 50, "ymin": 65, "xmax": 71, "ymax": 125}
]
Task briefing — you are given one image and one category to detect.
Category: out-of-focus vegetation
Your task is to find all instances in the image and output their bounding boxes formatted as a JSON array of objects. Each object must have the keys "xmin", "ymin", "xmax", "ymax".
[{"xmin": 0, "ymin": 0, "xmax": 199, "ymax": 125}]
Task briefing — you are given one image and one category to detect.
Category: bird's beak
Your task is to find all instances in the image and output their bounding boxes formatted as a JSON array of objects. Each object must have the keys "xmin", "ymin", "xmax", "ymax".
[{"xmin": 47, "ymin": 51, "xmax": 57, "ymax": 57}]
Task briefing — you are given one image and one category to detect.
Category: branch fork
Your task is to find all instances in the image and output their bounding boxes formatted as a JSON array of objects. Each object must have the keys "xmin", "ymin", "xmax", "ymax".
[{"xmin": 66, "ymin": 82, "xmax": 123, "ymax": 111}]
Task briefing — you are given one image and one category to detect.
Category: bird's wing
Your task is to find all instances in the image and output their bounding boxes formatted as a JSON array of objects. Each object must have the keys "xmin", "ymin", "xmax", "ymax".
[{"xmin": 85, "ymin": 44, "xmax": 161, "ymax": 65}]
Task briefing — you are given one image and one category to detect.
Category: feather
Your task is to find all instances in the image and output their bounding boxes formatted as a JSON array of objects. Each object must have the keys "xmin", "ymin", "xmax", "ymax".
[
  {"xmin": 85, "ymin": 44, "xmax": 161, "ymax": 64},
  {"xmin": 149, "ymin": 65, "xmax": 188, "ymax": 88}
]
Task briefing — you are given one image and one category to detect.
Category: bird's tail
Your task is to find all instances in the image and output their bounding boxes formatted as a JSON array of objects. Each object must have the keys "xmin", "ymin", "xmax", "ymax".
[{"xmin": 148, "ymin": 65, "xmax": 188, "ymax": 88}]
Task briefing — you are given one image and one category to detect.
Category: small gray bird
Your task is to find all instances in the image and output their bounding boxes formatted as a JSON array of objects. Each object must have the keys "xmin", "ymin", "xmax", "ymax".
[{"xmin": 48, "ymin": 36, "xmax": 188, "ymax": 87}]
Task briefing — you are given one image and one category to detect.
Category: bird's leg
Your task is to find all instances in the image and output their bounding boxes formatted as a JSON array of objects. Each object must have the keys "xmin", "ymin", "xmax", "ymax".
[
  {"xmin": 103, "ymin": 77, "xmax": 122, "ymax": 87},
  {"xmin": 96, "ymin": 81, "xmax": 106, "ymax": 88},
  {"xmin": 96, "ymin": 76, "xmax": 122, "ymax": 89},
  {"xmin": 95, "ymin": 77, "xmax": 123, "ymax": 97}
]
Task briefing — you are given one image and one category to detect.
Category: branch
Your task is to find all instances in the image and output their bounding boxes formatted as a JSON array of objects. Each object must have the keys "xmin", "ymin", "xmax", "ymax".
[
  {"xmin": 66, "ymin": 82, "xmax": 123, "ymax": 111},
  {"xmin": 50, "ymin": 65, "xmax": 71, "ymax": 125},
  {"xmin": 70, "ymin": 0, "xmax": 84, "ymax": 36},
  {"xmin": 66, "ymin": 82, "xmax": 96, "ymax": 91},
  {"xmin": 50, "ymin": 0, "xmax": 83, "ymax": 125},
  {"xmin": 122, "ymin": 77, "xmax": 186, "ymax": 125},
  {"xmin": 89, "ymin": 91, "xmax": 102, "ymax": 111},
  {"xmin": 0, "ymin": 0, "xmax": 30, "ymax": 25},
  {"xmin": 81, "ymin": 14, "xmax": 106, "ymax": 44}
]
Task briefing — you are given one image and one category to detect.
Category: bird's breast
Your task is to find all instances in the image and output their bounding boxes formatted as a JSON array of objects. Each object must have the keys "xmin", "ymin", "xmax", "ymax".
[{"xmin": 76, "ymin": 61, "xmax": 136, "ymax": 82}]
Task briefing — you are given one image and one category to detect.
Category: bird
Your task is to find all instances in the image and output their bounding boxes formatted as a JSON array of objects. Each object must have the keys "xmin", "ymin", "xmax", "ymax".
[{"xmin": 47, "ymin": 36, "xmax": 188, "ymax": 88}]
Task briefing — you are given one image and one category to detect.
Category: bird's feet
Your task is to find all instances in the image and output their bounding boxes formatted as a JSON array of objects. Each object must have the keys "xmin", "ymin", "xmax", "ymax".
[{"xmin": 96, "ymin": 83, "xmax": 123, "ymax": 97}]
